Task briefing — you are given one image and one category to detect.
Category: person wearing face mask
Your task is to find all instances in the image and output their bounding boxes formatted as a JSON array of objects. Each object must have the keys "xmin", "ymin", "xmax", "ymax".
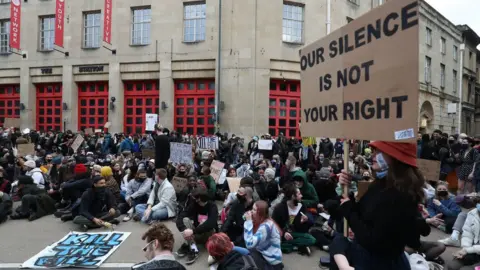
[
  {"xmin": 221, "ymin": 187, "xmax": 254, "ymax": 246},
  {"xmin": 457, "ymin": 137, "xmax": 479, "ymax": 194},
  {"xmin": 177, "ymin": 175, "xmax": 198, "ymax": 215},
  {"xmin": 272, "ymin": 183, "xmax": 316, "ymax": 256},
  {"xmin": 425, "ymin": 182, "xmax": 460, "ymax": 232},
  {"xmin": 175, "ymin": 164, "xmax": 188, "ymax": 178},
  {"xmin": 292, "ymin": 170, "xmax": 319, "ymax": 210},
  {"xmin": 264, "ymin": 168, "xmax": 279, "ymax": 204},
  {"xmin": 121, "ymin": 169, "xmax": 152, "ymax": 222},
  {"xmin": 132, "ymin": 223, "xmax": 186, "ymax": 270}
]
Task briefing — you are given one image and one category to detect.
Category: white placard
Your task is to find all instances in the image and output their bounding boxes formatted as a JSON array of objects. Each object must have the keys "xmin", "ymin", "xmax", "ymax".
[
  {"xmin": 145, "ymin": 114, "xmax": 158, "ymax": 131},
  {"xmin": 70, "ymin": 135, "xmax": 84, "ymax": 152},
  {"xmin": 258, "ymin": 139, "xmax": 273, "ymax": 150},
  {"xmin": 170, "ymin": 142, "xmax": 193, "ymax": 165}
]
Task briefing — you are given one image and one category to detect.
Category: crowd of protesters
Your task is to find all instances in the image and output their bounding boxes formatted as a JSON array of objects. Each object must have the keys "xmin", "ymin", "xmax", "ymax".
[{"xmin": 1, "ymin": 125, "xmax": 480, "ymax": 269}]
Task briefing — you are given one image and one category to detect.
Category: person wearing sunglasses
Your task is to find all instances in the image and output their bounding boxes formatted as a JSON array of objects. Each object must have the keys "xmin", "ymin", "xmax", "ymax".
[{"xmin": 132, "ymin": 223, "xmax": 186, "ymax": 270}]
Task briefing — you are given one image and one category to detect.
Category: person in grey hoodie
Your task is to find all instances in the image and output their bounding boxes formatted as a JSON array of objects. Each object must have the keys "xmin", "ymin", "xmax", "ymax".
[
  {"xmin": 134, "ymin": 168, "xmax": 177, "ymax": 224},
  {"xmin": 121, "ymin": 169, "xmax": 152, "ymax": 222}
]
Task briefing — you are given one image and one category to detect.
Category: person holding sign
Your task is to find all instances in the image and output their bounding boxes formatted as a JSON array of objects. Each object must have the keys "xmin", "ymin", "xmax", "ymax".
[{"xmin": 337, "ymin": 142, "xmax": 425, "ymax": 269}]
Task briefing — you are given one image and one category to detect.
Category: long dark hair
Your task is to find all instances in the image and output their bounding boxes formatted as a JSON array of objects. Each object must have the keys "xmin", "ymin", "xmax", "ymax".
[{"xmin": 387, "ymin": 158, "xmax": 425, "ymax": 204}]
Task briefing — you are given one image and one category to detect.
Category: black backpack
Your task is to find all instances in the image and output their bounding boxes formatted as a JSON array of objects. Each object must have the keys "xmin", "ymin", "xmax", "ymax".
[
  {"xmin": 240, "ymin": 254, "xmax": 258, "ymax": 270},
  {"xmin": 316, "ymin": 167, "xmax": 331, "ymax": 181}
]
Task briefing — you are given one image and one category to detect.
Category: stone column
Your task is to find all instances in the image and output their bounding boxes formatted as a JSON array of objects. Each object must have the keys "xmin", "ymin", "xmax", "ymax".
[
  {"xmin": 61, "ymin": 65, "xmax": 77, "ymax": 132},
  {"xmin": 108, "ymin": 62, "xmax": 123, "ymax": 133},
  {"xmin": 159, "ymin": 60, "xmax": 174, "ymax": 129},
  {"xmin": 20, "ymin": 65, "xmax": 34, "ymax": 130}
]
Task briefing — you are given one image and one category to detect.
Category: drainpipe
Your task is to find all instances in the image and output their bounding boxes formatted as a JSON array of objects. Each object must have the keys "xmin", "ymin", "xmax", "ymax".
[
  {"xmin": 458, "ymin": 43, "xmax": 465, "ymax": 134},
  {"xmin": 326, "ymin": 0, "xmax": 331, "ymax": 35},
  {"xmin": 214, "ymin": 0, "xmax": 222, "ymax": 133}
]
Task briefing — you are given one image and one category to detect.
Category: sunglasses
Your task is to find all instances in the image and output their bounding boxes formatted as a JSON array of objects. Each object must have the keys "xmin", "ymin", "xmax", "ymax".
[{"xmin": 142, "ymin": 240, "xmax": 155, "ymax": 252}]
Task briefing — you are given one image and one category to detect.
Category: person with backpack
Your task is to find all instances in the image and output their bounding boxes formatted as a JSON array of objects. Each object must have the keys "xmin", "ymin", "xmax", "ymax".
[
  {"xmin": 207, "ymin": 233, "xmax": 257, "ymax": 270},
  {"xmin": 24, "ymin": 160, "xmax": 47, "ymax": 189}
]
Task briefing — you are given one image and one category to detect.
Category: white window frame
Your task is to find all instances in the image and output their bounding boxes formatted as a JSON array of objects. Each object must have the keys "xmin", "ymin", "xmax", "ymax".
[
  {"xmin": 282, "ymin": 3, "xmax": 304, "ymax": 44},
  {"xmin": 0, "ymin": 20, "xmax": 10, "ymax": 54},
  {"xmin": 39, "ymin": 16, "xmax": 55, "ymax": 51},
  {"xmin": 453, "ymin": 69, "xmax": 458, "ymax": 92},
  {"xmin": 441, "ymin": 37, "xmax": 446, "ymax": 54},
  {"xmin": 83, "ymin": 12, "xmax": 101, "ymax": 49},
  {"xmin": 440, "ymin": 64, "xmax": 445, "ymax": 88},
  {"xmin": 426, "ymin": 27, "xmax": 432, "ymax": 46},
  {"xmin": 453, "ymin": 45, "xmax": 458, "ymax": 61},
  {"xmin": 425, "ymin": 56, "xmax": 431, "ymax": 83},
  {"xmin": 131, "ymin": 7, "xmax": 151, "ymax": 46},
  {"xmin": 183, "ymin": 2, "xmax": 206, "ymax": 43}
]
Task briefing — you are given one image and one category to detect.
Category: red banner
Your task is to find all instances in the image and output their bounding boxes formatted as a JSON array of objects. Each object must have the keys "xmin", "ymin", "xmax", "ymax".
[
  {"xmin": 54, "ymin": 0, "xmax": 65, "ymax": 47},
  {"xmin": 9, "ymin": 0, "xmax": 21, "ymax": 50},
  {"xmin": 103, "ymin": 0, "xmax": 112, "ymax": 44}
]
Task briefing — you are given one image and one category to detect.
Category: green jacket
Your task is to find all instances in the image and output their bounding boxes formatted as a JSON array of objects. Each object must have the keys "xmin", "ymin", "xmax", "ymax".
[
  {"xmin": 293, "ymin": 170, "xmax": 319, "ymax": 208},
  {"xmin": 201, "ymin": 175, "xmax": 217, "ymax": 200}
]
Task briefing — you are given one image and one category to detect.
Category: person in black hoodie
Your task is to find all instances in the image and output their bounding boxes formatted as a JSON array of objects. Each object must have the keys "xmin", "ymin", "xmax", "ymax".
[
  {"xmin": 175, "ymin": 188, "xmax": 218, "ymax": 265},
  {"xmin": 155, "ymin": 126, "xmax": 171, "ymax": 169},
  {"xmin": 221, "ymin": 187, "xmax": 254, "ymax": 246},
  {"xmin": 54, "ymin": 164, "xmax": 92, "ymax": 217},
  {"xmin": 176, "ymin": 175, "xmax": 197, "ymax": 215},
  {"xmin": 72, "ymin": 176, "xmax": 120, "ymax": 232},
  {"xmin": 206, "ymin": 233, "xmax": 257, "ymax": 270},
  {"xmin": 10, "ymin": 175, "xmax": 56, "ymax": 221},
  {"xmin": 0, "ymin": 191, "xmax": 12, "ymax": 223}
]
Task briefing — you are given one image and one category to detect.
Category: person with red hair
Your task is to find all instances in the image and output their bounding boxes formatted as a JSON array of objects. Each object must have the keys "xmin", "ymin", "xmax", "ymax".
[
  {"xmin": 244, "ymin": 200, "xmax": 284, "ymax": 270},
  {"xmin": 206, "ymin": 233, "xmax": 255, "ymax": 270}
]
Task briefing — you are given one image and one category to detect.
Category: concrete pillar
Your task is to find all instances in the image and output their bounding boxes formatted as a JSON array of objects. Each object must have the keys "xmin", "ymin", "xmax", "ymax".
[
  {"xmin": 20, "ymin": 65, "xmax": 35, "ymax": 130},
  {"xmin": 159, "ymin": 60, "xmax": 173, "ymax": 130},
  {"xmin": 62, "ymin": 65, "xmax": 78, "ymax": 132},
  {"xmin": 108, "ymin": 62, "xmax": 123, "ymax": 134}
]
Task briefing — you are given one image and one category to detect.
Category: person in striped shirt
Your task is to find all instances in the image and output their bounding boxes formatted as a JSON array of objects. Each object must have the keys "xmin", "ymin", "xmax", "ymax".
[{"xmin": 244, "ymin": 200, "xmax": 284, "ymax": 270}]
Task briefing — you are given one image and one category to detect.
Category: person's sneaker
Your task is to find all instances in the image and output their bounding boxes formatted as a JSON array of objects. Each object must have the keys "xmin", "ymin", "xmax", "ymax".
[
  {"xmin": 185, "ymin": 250, "xmax": 199, "ymax": 265},
  {"xmin": 322, "ymin": 245, "xmax": 329, "ymax": 252},
  {"xmin": 122, "ymin": 215, "xmax": 132, "ymax": 222},
  {"xmin": 298, "ymin": 246, "xmax": 311, "ymax": 256},
  {"xmin": 60, "ymin": 213, "xmax": 73, "ymax": 222},
  {"xmin": 28, "ymin": 213, "xmax": 40, "ymax": 222},
  {"xmin": 133, "ymin": 215, "xmax": 141, "ymax": 222},
  {"xmin": 175, "ymin": 243, "xmax": 190, "ymax": 258},
  {"xmin": 208, "ymin": 255, "xmax": 217, "ymax": 265},
  {"xmin": 438, "ymin": 237, "xmax": 460, "ymax": 247}
]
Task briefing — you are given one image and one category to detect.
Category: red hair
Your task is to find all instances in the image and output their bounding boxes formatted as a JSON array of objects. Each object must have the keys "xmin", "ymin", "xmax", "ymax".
[
  {"xmin": 252, "ymin": 200, "xmax": 282, "ymax": 236},
  {"xmin": 206, "ymin": 233, "xmax": 233, "ymax": 260}
]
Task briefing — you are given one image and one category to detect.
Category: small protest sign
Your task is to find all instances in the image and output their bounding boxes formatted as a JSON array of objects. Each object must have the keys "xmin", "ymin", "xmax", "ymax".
[
  {"xmin": 3, "ymin": 118, "xmax": 20, "ymax": 128},
  {"xmin": 171, "ymin": 176, "xmax": 188, "ymax": 193},
  {"xmin": 17, "ymin": 143, "xmax": 35, "ymax": 157},
  {"xmin": 197, "ymin": 136, "xmax": 219, "ymax": 149},
  {"xmin": 94, "ymin": 129, "xmax": 102, "ymax": 133},
  {"xmin": 300, "ymin": 0, "xmax": 419, "ymax": 142},
  {"xmin": 258, "ymin": 139, "xmax": 273, "ymax": 150},
  {"xmin": 84, "ymin": 128, "xmax": 93, "ymax": 135},
  {"xmin": 227, "ymin": 177, "xmax": 241, "ymax": 193},
  {"xmin": 104, "ymin": 122, "xmax": 111, "ymax": 129},
  {"xmin": 417, "ymin": 159, "xmax": 441, "ymax": 182},
  {"xmin": 21, "ymin": 231, "xmax": 130, "ymax": 269},
  {"xmin": 142, "ymin": 149, "xmax": 155, "ymax": 159},
  {"xmin": 170, "ymin": 142, "xmax": 193, "ymax": 165},
  {"xmin": 70, "ymin": 135, "xmax": 84, "ymax": 152},
  {"xmin": 210, "ymin": 160, "xmax": 225, "ymax": 183},
  {"xmin": 145, "ymin": 114, "xmax": 158, "ymax": 131}
]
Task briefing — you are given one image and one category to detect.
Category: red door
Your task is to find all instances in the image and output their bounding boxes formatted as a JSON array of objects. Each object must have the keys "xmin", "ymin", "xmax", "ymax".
[
  {"xmin": 269, "ymin": 80, "xmax": 301, "ymax": 138},
  {"xmin": 174, "ymin": 79, "xmax": 215, "ymax": 135},
  {"xmin": 0, "ymin": 85, "xmax": 20, "ymax": 127},
  {"xmin": 124, "ymin": 81, "xmax": 159, "ymax": 134},
  {"xmin": 78, "ymin": 82, "xmax": 109, "ymax": 131},
  {"xmin": 36, "ymin": 84, "xmax": 62, "ymax": 131}
]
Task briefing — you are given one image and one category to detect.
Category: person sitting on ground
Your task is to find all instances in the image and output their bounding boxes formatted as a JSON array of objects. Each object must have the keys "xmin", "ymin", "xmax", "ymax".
[
  {"xmin": 175, "ymin": 188, "xmax": 219, "ymax": 265},
  {"xmin": 24, "ymin": 160, "xmax": 46, "ymax": 189},
  {"xmin": 56, "ymin": 163, "xmax": 91, "ymax": 212},
  {"xmin": 135, "ymin": 168, "xmax": 177, "ymax": 224},
  {"xmin": 291, "ymin": 170, "xmax": 319, "ymax": 210},
  {"xmin": 132, "ymin": 222, "xmax": 186, "ymax": 270},
  {"xmin": 177, "ymin": 175, "xmax": 198, "ymax": 215},
  {"xmin": 101, "ymin": 166, "xmax": 121, "ymax": 203},
  {"xmin": 206, "ymin": 233, "xmax": 255, "ymax": 270},
  {"xmin": 72, "ymin": 176, "xmax": 120, "ymax": 232},
  {"xmin": 426, "ymin": 182, "xmax": 461, "ymax": 233},
  {"xmin": 264, "ymin": 168, "xmax": 279, "ymax": 204},
  {"xmin": 244, "ymin": 200, "xmax": 284, "ymax": 270},
  {"xmin": 199, "ymin": 166, "xmax": 216, "ymax": 201},
  {"xmin": 0, "ymin": 167, "xmax": 12, "ymax": 194},
  {"xmin": 120, "ymin": 169, "xmax": 152, "ymax": 222},
  {"xmin": 175, "ymin": 164, "xmax": 189, "ymax": 178},
  {"xmin": 272, "ymin": 183, "xmax": 316, "ymax": 256},
  {"xmin": 0, "ymin": 191, "xmax": 13, "ymax": 224},
  {"xmin": 438, "ymin": 199, "xmax": 480, "ymax": 247},
  {"xmin": 10, "ymin": 175, "xmax": 56, "ymax": 221},
  {"xmin": 121, "ymin": 165, "xmax": 138, "ymax": 200},
  {"xmin": 221, "ymin": 187, "xmax": 255, "ymax": 247}
]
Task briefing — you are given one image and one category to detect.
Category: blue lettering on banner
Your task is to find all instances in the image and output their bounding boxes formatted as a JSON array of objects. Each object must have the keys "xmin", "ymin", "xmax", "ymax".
[{"xmin": 33, "ymin": 233, "xmax": 125, "ymax": 268}]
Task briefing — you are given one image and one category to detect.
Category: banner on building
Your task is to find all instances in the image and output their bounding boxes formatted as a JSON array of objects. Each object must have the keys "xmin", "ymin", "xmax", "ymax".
[
  {"xmin": 170, "ymin": 142, "xmax": 193, "ymax": 165},
  {"xmin": 197, "ymin": 136, "xmax": 219, "ymax": 150},
  {"xmin": 9, "ymin": 0, "xmax": 21, "ymax": 50},
  {"xmin": 22, "ymin": 231, "xmax": 130, "ymax": 269},
  {"xmin": 300, "ymin": 0, "xmax": 419, "ymax": 142},
  {"xmin": 103, "ymin": 0, "xmax": 112, "ymax": 44},
  {"xmin": 54, "ymin": 0, "xmax": 65, "ymax": 47}
]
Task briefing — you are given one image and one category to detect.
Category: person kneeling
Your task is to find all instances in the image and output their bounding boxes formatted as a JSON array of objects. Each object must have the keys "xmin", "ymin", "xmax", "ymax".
[{"xmin": 72, "ymin": 176, "xmax": 120, "ymax": 232}]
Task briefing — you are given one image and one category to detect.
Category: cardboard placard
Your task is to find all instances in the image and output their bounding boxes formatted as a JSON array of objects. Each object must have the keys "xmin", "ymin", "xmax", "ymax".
[
  {"xmin": 417, "ymin": 159, "xmax": 441, "ymax": 182},
  {"xmin": 171, "ymin": 176, "xmax": 188, "ymax": 193},
  {"xmin": 170, "ymin": 142, "xmax": 193, "ymax": 165},
  {"xmin": 84, "ymin": 128, "xmax": 93, "ymax": 135},
  {"xmin": 300, "ymin": 0, "xmax": 419, "ymax": 142},
  {"xmin": 210, "ymin": 160, "xmax": 225, "ymax": 183},
  {"xmin": 70, "ymin": 135, "xmax": 84, "ymax": 152},
  {"xmin": 104, "ymin": 122, "xmax": 111, "ymax": 129},
  {"xmin": 258, "ymin": 139, "xmax": 273, "ymax": 150},
  {"xmin": 94, "ymin": 129, "xmax": 102, "ymax": 133},
  {"xmin": 17, "ymin": 143, "xmax": 35, "ymax": 157},
  {"xmin": 3, "ymin": 118, "xmax": 20, "ymax": 128},
  {"xmin": 227, "ymin": 177, "xmax": 241, "ymax": 193},
  {"xmin": 356, "ymin": 180, "xmax": 373, "ymax": 200},
  {"xmin": 142, "ymin": 149, "xmax": 155, "ymax": 159}
]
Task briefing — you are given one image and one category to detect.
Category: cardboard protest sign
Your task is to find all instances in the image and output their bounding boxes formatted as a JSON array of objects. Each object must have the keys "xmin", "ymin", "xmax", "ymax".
[
  {"xmin": 3, "ymin": 118, "xmax": 20, "ymax": 128},
  {"xmin": 84, "ymin": 128, "xmax": 93, "ymax": 135},
  {"xmin": 210, "ymin": 160, "xmax": 225, "ymax": 183},
  {"xmin": 142, "ymin": 149, "xmax": 155, "ymax": 159},
  {"xmin": 417, "ymin": 159, "xmax": 441, "ymax": 182},
  {"xmin": 170, "ymin": 142, "xmax": 193, "ymax": 165},
  {"xmin": 104, "ymin": 122, "xmax": 111, "ymax": 129},
  {"xmin": 22, "ymin": 231, "xmax": 130, "ymax": 268},
  {"xmin": 17, "ymin": 143, "xmax": 35, "ymax": 157},
  {"xmin": 171, "ymin": 176, "xmax": 188, "ymax": 193},
  {"xmin": 70, "ymin": 135, "xmax": 84, "ymax": 152},
  {"xmin": 300, "ymin": 0, "xmax": 419, "ymax": 142},
  {"xmin": 258, "ymin": 139, "xmax": 273, "ymax": 150},
  {"xmin": 227, "ymin": 177, "xmax": 241, "ymax": 193},
  {"xmin": 94, "ymin": 129, "xmax": 102, "ymax": 133}
]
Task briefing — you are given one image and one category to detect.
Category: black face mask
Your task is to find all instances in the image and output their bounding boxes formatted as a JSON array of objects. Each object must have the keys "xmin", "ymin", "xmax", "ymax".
[
  {"xmin": 95, "ymin": 187, "xmax": 106, "ymax": 197},
  {"xmin": 136, "ymin": 177, "xmax": 147, "ymax": 182},
  {"xmin": 437, "ymin": 191, "xmax": 448, "ymax": 197},
  {"xmin": 449, "ymin": 140, "xmax": 455, "ymax": 144},
  {"xmin": 293, "ymin": 199, "xmax": 299, "ymax": 206},
  {"xmin": 236, "ymin": 194, "xmax": 246, "ymax": 202}
]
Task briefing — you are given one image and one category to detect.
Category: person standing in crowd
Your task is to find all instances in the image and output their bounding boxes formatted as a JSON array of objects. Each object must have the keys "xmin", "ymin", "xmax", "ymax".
[
  {"xmin": 132, "ymin": 223, "xmax": 186, "ymax": 270},
  {"xmin": 135, "ymin": 169, "xmax": 177, "ymax": 224},
  {"xmin": 121, "ymin": 169, "xmax": 152, "ymax": 222},
  {"xmin": 155, "ymin": 126, "xmax": 171, "ymax": 169},
  {"xmin": 72, "ymin": 176, "xmax": 120, "ymax": 232},
  {"xmin": 457, "ymin": 137, "xmax": 478, "ymax": 195}
]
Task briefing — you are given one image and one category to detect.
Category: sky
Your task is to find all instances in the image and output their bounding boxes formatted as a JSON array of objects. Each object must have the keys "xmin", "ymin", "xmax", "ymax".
[{"xmin": 425, "ymin": 0, "xmax": 480, "ymax": 49}]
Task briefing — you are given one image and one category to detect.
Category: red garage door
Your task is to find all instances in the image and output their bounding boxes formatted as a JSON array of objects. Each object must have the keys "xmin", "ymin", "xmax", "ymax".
[
  {"xmin": 174, "ymin": 79, "xmax": 215, "ymax": 136},
  {"xmin": 78, "ymin": 82, "xmax": 109, "ymax": 131},
  {"xmin": 0, "ymin": 85, "xmax": 20, "ymax": 127},
  {"xmin": 269, "ymin": 80, "xmax": 301, "ymax": 138},
  {"xmin": 124, "ymin": 81, "xmax": 159, "ymax": 135},
  {"xmin": 36, "ymin": 84, "xmax": 62, "ymax": 131}
]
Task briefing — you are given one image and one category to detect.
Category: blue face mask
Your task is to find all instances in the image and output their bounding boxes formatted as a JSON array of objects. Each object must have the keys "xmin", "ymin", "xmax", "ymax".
[
  {"xmin": 375, "ymin": 153, "xmax": 389, "ymax": 179},
  {"xmin": 476, "ymin": 204, "xmax": 480, "ymax": 212},
  {"xmin": 376, "ymin": 170, "xmax": 388, "ymax": 179}
]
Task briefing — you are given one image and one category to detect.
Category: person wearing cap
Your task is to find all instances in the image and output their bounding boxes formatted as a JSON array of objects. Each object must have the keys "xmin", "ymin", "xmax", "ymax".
[
  {"xmin": 24, "ymin": 160, "xmax": 46, "ymax": 189},
  {"xmin": 336, "ymin": 141, "xmax": 425, "ymax": 269},
  {"xmin": 10, "ymin": 175, "xmax": 56, "ymax": 221},
  {"xmin": 0, "ymin": 191, "xmax": 12, "ymax": 224},
  {"xmin": 55, "ymin": 163, "xmax": 92, "ymax": 213},
  {"xmin": 72, "ymin": 176, "xmax": 120, "ymax": 232}
]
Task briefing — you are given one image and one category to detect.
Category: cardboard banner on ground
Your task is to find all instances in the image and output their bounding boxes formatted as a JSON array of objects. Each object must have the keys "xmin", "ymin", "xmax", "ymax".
[
  {"xmin": 258, "ymin": 139, "xmax": 273, "ymax": 150},
  {"xmin": 417, "ymin": 159, "xmax": 441, "ymax": 182},
  {"xmin": 171, "ymin": 176, "xmax": 188, "ymax": 193},
  {"xmin": 70, "ymin": 135, "xmax": 84, "ymax": 152},
  {"xmin": 227, "ymin": 177, "xmax": 241, "ymax": 193},
  {"xmin": 300, "ymin": 0, "xmax": 419, "ymax": 142},
  {"xmin": 210, "ymin": 160, "xmax": 225, "ymax": 183},
  {"xmin": 170, "ymin": 142, "xmax": 193, "ymax": 165},
  {"xmin": 22, "ymin": 231, "xmax": 130, "ymax": 268},
  {"xmin": 17, "ymin": 143, "xmax": 34, "ymax": 157},
  {"xmin": 3, "ymin": 118, "xmax": 20, "ymax": 128}
]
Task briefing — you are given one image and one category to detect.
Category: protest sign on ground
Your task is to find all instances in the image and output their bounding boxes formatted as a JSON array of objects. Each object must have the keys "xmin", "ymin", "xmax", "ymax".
[
  {"xmin": 417, "ymin": 159, "xmax": 441, "ymax": 182},
  {"xmin": 22, "ymin": 231, "xmax": 130, "ymax": 268},
  {"xmin": 170, "ymin": 142, "xmax": 193, "ymax": 165},
  {"xmin": 300, "ymin": 0, "xmax": 419, "ymax": 142},
  {"xmin": 210, "ymin": 160, "xmax": 225, "ymax": 183},
  {"xmin": 171, "ymin": 176, "xmax": 188, "ymax": 193}
]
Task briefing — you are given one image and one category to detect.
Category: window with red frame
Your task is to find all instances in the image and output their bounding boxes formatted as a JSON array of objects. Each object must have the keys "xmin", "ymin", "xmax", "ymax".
[
  {"xmin": 0, "ymin": 85, "xmax": 20, "ymax": 127},
  {"xmin": 268, "ymin": 80, "xmax": 301, "ymax": 138},
  {"xmin": 174, "ymin": 79, "xmax": 215, "ymax": 135},
  {"xmin": 78, "ymin": 82, "xmax": 109, "ymax": 131},
  {"xmin": 124, "ymin": 81, "xmax": 160, "ymax": 134},
  {"xmin": 36, "ymin": 84, "xmax": 62, "ymax": 131}
]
